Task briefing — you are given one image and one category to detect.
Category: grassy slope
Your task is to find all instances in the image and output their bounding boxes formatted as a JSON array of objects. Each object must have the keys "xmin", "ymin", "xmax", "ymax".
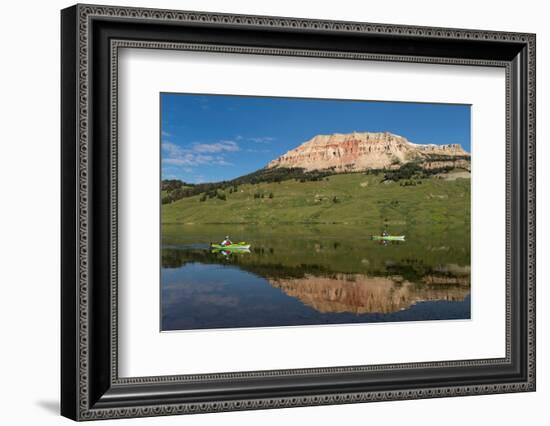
[{"xmin": 162, "ymin": 172, "xmax": 470, "ymax": 226}]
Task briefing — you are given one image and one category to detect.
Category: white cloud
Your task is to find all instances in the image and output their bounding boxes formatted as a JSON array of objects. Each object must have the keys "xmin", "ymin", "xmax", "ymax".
[
  {"xmin": 162, "ymin": 141, "xmax": 184, "ymax": 156},
  {"xmin": 192, "ymin": 140, "xmax": 240, "ymax": 153},
  {"xmin": 248, "ymin": 136, "xmax": 275, "ymax": 143},
  {"xmin": 213, "ymin": 156, "xmax": 233, "ymax": 166},
  {"xmin": 163, "ymin": 153, "xmax": 215, "ymax": 167},
  {"xmin": 246, "ymin": 148, "xmax": 271, "ymax": 153},
  {"xmin": 162, "ymin": 141, "xmax": 235, "ymax": 167},
  {"xmin": 192, "ymin": 175, "xmax": 206, "ymax": 183},
  {"xmin": 196, "ymin": 98, "xmax": 210, "ymax": 110}
]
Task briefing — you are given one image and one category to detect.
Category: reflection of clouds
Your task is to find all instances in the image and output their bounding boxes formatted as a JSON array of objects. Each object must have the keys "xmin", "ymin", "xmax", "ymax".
[
  {"xmin": 164, "ymin": 280, "xmax": 223, "ymax": 292},
  {"xmin": 163, "ymin": 262, "xmax": 240, "ymax": 308},
  {"xmin": 195, "ymin": 294, "xmax": 239, "ymax": 307},
  {"xmin": 160, "ymin": 259, "xmax": 471, "ymax": 330}
]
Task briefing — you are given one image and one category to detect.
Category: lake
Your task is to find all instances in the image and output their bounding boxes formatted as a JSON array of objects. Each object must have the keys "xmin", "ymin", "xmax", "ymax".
[{"xmin": 161, "ymin": 224, "xmax": 470, "ymax": 331}]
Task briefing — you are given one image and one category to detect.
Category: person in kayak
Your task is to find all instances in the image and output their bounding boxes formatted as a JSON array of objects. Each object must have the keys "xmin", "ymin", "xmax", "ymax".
[
  {"xmin": 221, "ymin": 235, "xmax": 233, "ymax": 246},
  {"xmin": 382, "ymin": 229, "xmax": 388, "ymax": 237}
]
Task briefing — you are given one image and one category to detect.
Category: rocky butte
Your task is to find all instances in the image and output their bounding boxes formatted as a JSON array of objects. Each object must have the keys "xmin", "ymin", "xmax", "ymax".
[{"xmin": 266, "ymin": 131, "xmax": 470, "ymax": 172}]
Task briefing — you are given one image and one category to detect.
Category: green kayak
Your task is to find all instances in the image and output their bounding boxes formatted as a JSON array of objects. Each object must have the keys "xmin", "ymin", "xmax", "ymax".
[
  {"xmin": 210, "ymin": 242, "xmax": 250, "ymax": 250},
  {"xmin": 211, "ymin": 247, "xmax": 250, "ymax": 255},
  {"xmin": 372, "ymin": 235, "xmax": 405, "ymax": 241}
]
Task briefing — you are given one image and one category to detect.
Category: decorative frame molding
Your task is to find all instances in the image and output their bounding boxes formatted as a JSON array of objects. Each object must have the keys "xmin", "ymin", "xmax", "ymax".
[{"xmin": 61, "ymin": 4, "xmax": 535, "ymax": 421}]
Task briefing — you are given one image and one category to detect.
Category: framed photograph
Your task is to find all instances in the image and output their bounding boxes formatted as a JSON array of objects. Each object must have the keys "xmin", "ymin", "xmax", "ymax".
[{"xmin": 61, "ymin": 4, "xmax": 536, "ymax": 421}]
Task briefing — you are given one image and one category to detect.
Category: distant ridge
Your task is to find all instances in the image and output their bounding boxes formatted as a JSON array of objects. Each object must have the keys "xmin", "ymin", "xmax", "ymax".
[{"xmin": 267, "ymin": 131, "xmax": 469, "ymax": 172}]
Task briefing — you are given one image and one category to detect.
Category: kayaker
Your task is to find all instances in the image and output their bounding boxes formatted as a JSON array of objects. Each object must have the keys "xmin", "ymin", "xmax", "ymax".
[
  {"xmin": 382, "ymin": 229, "xmax": 388, "ymax": 237},
  {"xmin": 221, "ymin": 236, "xmax": 233, "ymax": 246}
]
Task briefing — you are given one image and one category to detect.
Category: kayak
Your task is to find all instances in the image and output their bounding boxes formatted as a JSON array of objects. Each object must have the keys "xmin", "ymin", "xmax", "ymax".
[
  {"xmin": 210, "ymin": 242, "xmax": 250, "ymax": 250},
  {"xmin": 372, "ymin": 235, "xmax": 405, "ymax": 241},
  {"xmin": 211, "ymin": 247, "xmax": 251, "ymax": 255}
]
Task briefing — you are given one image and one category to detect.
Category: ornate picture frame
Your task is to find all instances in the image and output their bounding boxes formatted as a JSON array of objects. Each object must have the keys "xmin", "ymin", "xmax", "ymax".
[{"xmin": 61, "ymin": 4, "xmax": 535, "ymax": 421}]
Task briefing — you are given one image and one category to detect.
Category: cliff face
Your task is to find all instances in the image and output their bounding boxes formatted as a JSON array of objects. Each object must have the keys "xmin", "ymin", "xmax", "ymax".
[{"xmin": 267, "ymin": 131, "xmax": 469, "ymax": 172}]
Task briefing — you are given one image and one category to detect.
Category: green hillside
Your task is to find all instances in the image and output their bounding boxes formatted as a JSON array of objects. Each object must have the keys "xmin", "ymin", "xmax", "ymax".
[{"xmin": 161, "ymin": 171, "xmax": 470, "ymax": 226}]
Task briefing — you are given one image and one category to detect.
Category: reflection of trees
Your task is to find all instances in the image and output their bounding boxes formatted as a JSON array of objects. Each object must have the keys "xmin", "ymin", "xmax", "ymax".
[
  {"xmin": 162, "ymin": 248, "xmax": 470, "ymax": 315},
  {"xmin": 162, "ymin": 248, "xmax": 469, "ymax": 287},
  {"xmin": 161, "ymin": 248, "xmax": 331, "ymax": 279},
  {"xmin": 384, "ymin": 259, "xmax": 470, "ymax": 283},
  {"xmin": 161, "ymin": 249, "xmax": 194, "ymax": 268},
  {"xmin": 162, "ymin": 223, "xmax": 471, "ymax": 280}
]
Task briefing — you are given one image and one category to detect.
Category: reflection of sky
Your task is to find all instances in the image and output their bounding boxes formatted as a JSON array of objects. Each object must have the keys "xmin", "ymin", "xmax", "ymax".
[
  {"xmin": 161, "ymin": 93, "xmax": 471, "ymax": 183},
  {"xmin": 161, "ymin": 262, "xmax": 471, "ymax": 331},
  {"xmin": 162, "ymin": 262, "xmax": 306, "ymax": 330}
]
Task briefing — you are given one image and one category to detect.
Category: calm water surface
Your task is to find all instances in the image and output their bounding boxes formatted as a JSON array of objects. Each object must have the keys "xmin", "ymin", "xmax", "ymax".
[{"xmin": 161, "ymin": 224, "xmax": 470, "ymax": 331}]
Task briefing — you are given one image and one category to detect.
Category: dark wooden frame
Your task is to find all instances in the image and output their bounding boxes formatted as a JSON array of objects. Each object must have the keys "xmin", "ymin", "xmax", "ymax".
[{"xmin": 61, "ymin": 4, "xmax": 536, "ymax": 421}]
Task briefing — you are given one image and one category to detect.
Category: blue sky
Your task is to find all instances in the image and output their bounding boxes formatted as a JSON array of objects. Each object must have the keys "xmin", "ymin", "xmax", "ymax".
[{"xmin": 161, "ymin": 93, "xmax": 471, "ymax": 183}]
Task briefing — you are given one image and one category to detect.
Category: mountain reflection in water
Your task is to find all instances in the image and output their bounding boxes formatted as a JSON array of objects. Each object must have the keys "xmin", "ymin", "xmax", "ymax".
[
  {"xmin": 269, "ymin": 273, "xmax": 469, "ymax": 314},
  {"xmin": 161, "ymin": 224, "xmax": 471, "ymax": 331}
]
